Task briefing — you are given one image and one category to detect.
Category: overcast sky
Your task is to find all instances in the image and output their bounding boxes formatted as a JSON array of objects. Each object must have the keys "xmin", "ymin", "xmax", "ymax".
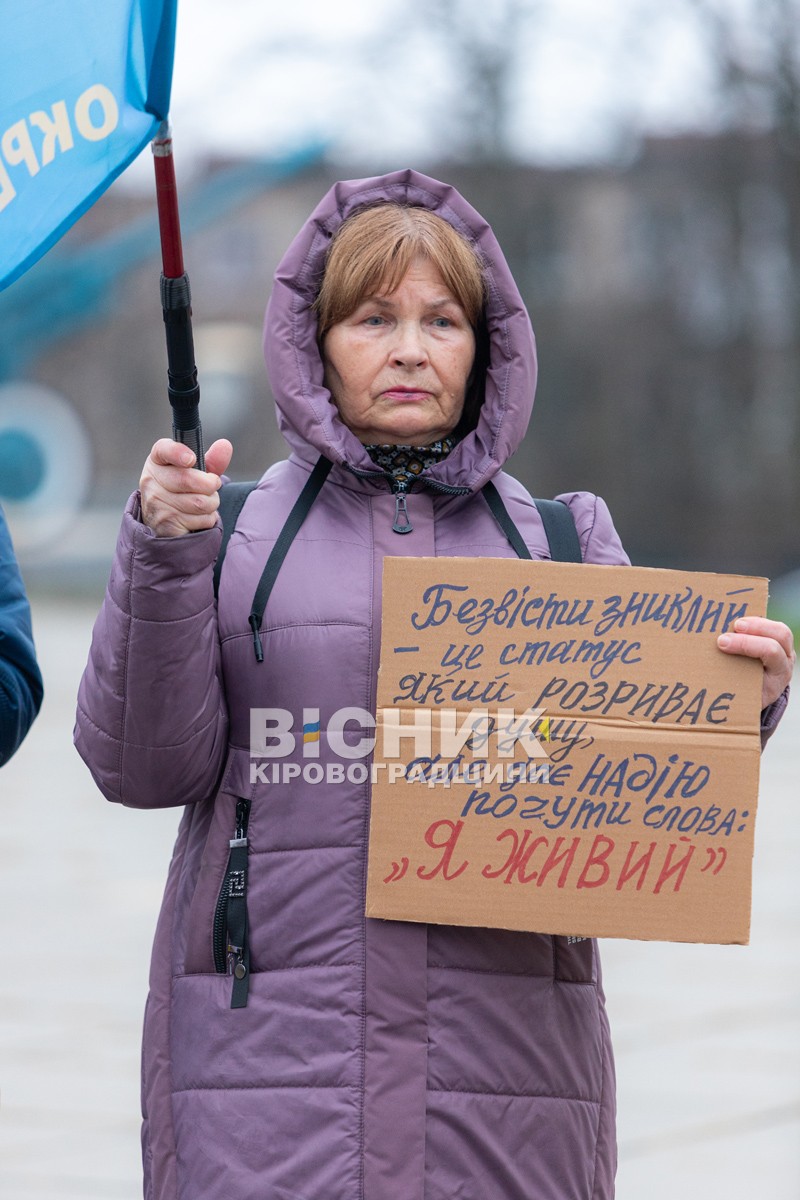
[{"xmin": 133, "ymin": 0, "xmax": 735, "ymax": 178}]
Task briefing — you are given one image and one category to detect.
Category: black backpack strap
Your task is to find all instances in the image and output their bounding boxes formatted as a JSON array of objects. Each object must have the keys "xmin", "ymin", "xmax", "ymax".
[
  {"xmin": 532, "ymin": 497, "xmax": 583, "ymax": 564},
  {"xmin": 213, "ymin": 480, "xmax": 258, "ymax": 598},
  {"xmin": 248, "ymin": 454, "xmax": 333, "ymax": 662},
  {"xmin": 482, "ymin": 481, "xmax": 532, "ymax": 559},
  {"xmin": 482, "ymin": 481, "xmax": 582, "ymax": 563}
]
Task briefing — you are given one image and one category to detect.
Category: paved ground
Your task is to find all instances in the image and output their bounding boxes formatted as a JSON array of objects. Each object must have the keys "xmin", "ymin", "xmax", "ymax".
[{"xmin": 1, "ymin": 597, "xmax": 798, "ymax": 1199}]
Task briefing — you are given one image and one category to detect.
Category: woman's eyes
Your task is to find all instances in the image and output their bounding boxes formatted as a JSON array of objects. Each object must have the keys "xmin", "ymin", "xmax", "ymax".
[{"xmin": 361, "ymin": 314, "xmax": 457, "ymax": 329}]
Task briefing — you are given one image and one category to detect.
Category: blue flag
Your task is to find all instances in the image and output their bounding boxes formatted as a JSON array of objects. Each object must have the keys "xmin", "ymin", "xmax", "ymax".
[{"xmin": 0, "ymin": 0, "xmax": 177, "ymax": 291}]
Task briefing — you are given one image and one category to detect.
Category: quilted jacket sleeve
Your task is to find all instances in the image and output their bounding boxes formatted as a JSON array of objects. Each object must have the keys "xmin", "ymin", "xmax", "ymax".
[
  {"xmin": 557, "ymin": 491, "xmax": 631, "ymax": 568},
  {"xmin": 759, "ymin": 686, "xmax": 789, "ymax": 748},
  {"xmin": 74, "ymin": 494, "xmax": 229, "ymax": 809},
  {"xmin": 0, "ymin": 506, "xmax": 43, "ymax": 766}
]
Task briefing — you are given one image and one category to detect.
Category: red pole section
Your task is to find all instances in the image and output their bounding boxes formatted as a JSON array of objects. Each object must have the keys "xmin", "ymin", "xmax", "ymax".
[
  {"xmin": 152, "ymin": 122, "xmax": 185, "ymax": 278},
  {"xmin": 150, "ymin": 120, "xmax": 204, "ymax": 468}
]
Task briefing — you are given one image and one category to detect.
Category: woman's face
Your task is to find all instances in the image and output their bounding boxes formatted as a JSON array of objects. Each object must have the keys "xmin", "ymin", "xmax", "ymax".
[{"xmin": 322, "ymin": 257, "xmax": 476, "ymax": 446}]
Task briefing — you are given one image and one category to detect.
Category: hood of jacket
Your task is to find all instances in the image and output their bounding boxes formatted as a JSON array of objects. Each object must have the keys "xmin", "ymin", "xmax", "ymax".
[{"xmin": 263, "ymin": 168, "xmax": 537, "ymax": 493}]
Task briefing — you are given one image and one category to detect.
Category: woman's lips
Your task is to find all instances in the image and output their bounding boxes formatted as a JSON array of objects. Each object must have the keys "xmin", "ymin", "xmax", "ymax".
[{"xmin": 382, "ymin": 388, "xmax": 430, "ymax": 402}]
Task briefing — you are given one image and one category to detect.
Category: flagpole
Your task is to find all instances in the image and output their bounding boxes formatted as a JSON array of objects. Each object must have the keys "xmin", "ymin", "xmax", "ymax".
[{"xmin": 151, "ymin": 120, "xmax": 204, "ymax": 470}]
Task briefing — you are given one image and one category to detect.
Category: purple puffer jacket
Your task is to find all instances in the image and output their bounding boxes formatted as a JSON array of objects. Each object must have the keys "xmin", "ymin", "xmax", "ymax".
[{"xmin": 75, "ymin": 169, "xmax": 782, "ymax": 1200}]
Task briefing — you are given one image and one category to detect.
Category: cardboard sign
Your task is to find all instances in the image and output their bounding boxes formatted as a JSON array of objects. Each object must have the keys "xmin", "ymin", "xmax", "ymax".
[{"xmin": 366, "ymin": 559, "xmax": 767, "ymax": 944}]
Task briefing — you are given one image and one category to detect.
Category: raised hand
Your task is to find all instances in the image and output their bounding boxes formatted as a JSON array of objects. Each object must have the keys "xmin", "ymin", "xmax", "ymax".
[{"xmin": 140, "ymin": 438, "xmax": 234, "ymax": 538}]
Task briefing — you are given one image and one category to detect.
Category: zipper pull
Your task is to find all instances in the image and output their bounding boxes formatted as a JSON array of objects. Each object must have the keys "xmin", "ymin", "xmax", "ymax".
[
  {"xmin": 229, "ymin": 941, "xmax": 249, "ymax": 1005},
  {"xmin": 249, "ymin": 613, "xmax": 264, "ymax": 663},
  {"xmin": 392, "ymin": 484, "xmax": 413, "ymax": 534}
]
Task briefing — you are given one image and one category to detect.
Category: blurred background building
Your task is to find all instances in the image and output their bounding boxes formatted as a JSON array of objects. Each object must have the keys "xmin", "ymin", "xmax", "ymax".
[{"xmin": 1, "ymin": 0, "xmax": 798, "ymax": 599}]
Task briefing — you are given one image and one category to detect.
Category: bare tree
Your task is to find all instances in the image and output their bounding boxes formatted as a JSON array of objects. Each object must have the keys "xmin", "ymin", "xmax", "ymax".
[
  {"xmin": 683, "ymin": 0, "xmax": 800, "ymax": 148},
  {"xmin": 415, "ymin": 0, "xmax": 541, "ymax": 160}
]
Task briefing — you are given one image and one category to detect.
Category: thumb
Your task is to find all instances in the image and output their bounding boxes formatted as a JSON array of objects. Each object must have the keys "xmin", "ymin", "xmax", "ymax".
[{"xmin": 203, "ymin": 438, "xmax": 234, "ymax": 479}]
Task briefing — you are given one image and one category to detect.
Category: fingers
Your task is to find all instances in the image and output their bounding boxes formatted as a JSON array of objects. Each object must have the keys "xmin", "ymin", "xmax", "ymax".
[
  {"xmin": 204, "ymin": 439, "xmax": 234, "ymax": 477},
  {"xmin": 717, "ymin": 617, "xmax": 796, "ymax": 665},
  {"xmin": 717, "ymin": 617, "xmax": 796, "ymax": 710},
  {"xmin": 728, "ymin": 616, "xmax": 795, "ymax": 661},
  {"xmin": 140, "ymin": 438, "xmax": 234, "ymax": 538},
  {"xmin": 148, "ymin": 437, "xmax": 197, "ymax": 469}
]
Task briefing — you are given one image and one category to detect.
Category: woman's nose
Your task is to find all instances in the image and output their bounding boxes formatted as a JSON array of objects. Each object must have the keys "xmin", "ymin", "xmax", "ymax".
[{"xmin": 390, "ymin": 321, "xmax": 428, "ymax": 367}]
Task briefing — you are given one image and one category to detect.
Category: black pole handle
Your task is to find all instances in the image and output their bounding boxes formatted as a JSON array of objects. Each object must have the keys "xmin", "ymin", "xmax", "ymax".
[{"xmin": 160, "ymin": 273, "xmax": 204, "ymax": 469}]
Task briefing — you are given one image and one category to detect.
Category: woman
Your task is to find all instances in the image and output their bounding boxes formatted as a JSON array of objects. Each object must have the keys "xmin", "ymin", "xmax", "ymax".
[{"xmin": 75, "ymin": 169, "xmax": 793, "ymax": 1200}]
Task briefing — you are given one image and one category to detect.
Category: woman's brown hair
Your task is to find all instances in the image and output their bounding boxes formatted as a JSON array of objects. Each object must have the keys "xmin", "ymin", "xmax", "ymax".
[{"xmin": 315, "ymin": 203, "xmax": 488, "ymax": 434}]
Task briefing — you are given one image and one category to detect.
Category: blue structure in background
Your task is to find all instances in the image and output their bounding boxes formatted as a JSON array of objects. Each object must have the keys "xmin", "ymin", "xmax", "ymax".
[
  {"xmin": 0, "ymin": 143, "xmax": 324, "ymax": 380},
  {"xmin": 0, "ymin": 144, "xmax": 324, "ymax": 527},
  {"xmin": 0, "ymin": 430, "xmax": 46, "ymax": 501}
]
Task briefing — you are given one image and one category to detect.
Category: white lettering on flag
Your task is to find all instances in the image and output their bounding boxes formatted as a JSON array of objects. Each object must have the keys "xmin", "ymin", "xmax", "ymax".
[{"xmin": 0, "ymin": 84, "xmax": 120, "ymax": 212}]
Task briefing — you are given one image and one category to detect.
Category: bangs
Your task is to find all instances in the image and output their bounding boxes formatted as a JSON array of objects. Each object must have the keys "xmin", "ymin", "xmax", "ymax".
[{"xmin": 315, "ymin": 204, "xmax": 484, "ymax": 337}]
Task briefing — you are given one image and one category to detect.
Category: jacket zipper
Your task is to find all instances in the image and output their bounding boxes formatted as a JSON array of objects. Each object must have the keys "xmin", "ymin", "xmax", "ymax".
[
  {"xmin": 391, "ymin": 480, "xmax": 412, "ymax": 533},
  {"xmin": 344, "ymin": 464, "xmax": 471, "ymax": 536},
  {"xmin": 212, "ymin": 796, "xmax": 252, "ymax": 1008}
]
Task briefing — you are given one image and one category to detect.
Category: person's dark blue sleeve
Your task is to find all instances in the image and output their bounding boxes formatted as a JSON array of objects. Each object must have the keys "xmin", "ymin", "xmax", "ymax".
[{"xmin": 0, "ymin": 506, "xmax": 43, "ymax": 766}]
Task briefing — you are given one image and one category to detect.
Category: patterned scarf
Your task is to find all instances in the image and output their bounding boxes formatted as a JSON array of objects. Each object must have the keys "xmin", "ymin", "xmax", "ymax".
[{"xmin": 364, "ymin": 438, "xmax": 454, "ymax": 486}]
